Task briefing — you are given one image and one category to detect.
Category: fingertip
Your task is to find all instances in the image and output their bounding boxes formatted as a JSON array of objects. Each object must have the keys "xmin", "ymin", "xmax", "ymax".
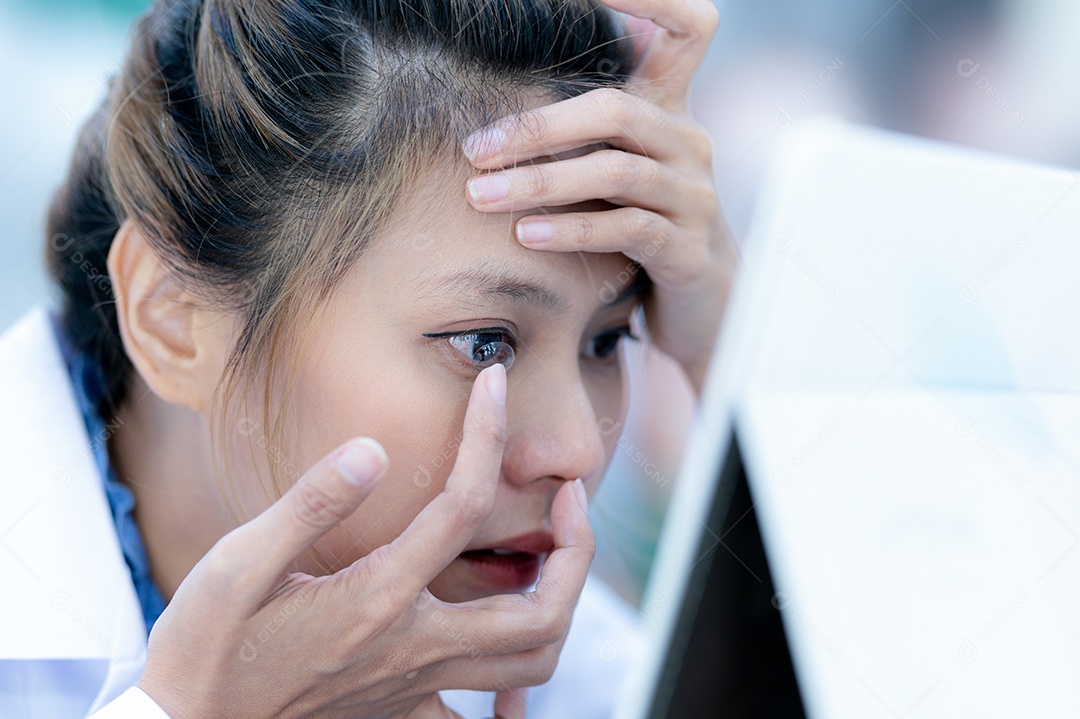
[
  {"xmin": 516, "ymin": 219, "xmax": 555, "ymax": 247},
  {"xmin": 572, "ymin": 478, "xmax": 588, "ymax": 515},
  {"xmin": 462, "ymin": 126, "xmax": 506, "ymax": 165},
  {"xmin": 484, "ymin": 362, "xmax": 507, "ymax": 406},
  {"xmin": 552, "ymin": 480, "xmax": 594, "ymax": 548},
  {"xmin": 335, "ymin": 437, "xmax": 388, "ymax": 487},
  {"xmin": 494, "ymin": 686, "xmax": 529, "ymax": 719}
]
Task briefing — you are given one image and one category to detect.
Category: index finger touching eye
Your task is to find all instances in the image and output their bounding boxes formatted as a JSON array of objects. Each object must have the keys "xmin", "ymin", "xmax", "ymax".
[
  {"xmin": 370, "ymin": 364, "xmax": 507, "ymax": 597},
  {"xmin": 600, "ymin": 0, "xmax": 720, "ymax": 111}
]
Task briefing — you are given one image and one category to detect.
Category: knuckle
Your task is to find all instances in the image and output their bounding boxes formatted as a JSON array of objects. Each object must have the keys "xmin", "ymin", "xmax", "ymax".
[
  {"xmin": 353, "ymin": 549, "xmax": 416, "ymax": 617},
  {"xmin": 570, "ymin": 213, "xmax": 597, "ymax": 249},
  {"xmin": 667, "ymin": 241, "xmax": 709, "ymax": 285},
  {"xmin": 592, "ymin": 87, "xmax": 631, "ymax": 127},
  {"xmin": 688, "ymin": 241, "xmax": 713, "ymax": 273},
  {"xmin": 602, "ymin": 151, "xmax": 642, "ymax": 193},
  {"xmin": 642, "ymin": 103, "xmax": 667, "ymax": 134},
  {"xmin": 358, "ymin": 544, "xmax": 395, "ymax": 582},
  {"xmin": 687, "ymin": 178, "xmax": 716, "ymax": 212},
  {"xmin": 452, "ymin": 485, "xmax": 496, "ymax": 527},
  {"xmin": 192, "ymin": 535, "xmax": 248, "ymax": 602},
  {"xmin": 514, "ymin": 646, "xmax": 561, "ymax": 687},
  {"xmin": 371, "ymin": 575, "xmax": 412, "ymax": 616},
  {"xmin": 683, "ymin": 223, "xmax": 712, "ymax": 258},
  {"xmin": 518, "ymin": 111, "xmax": 550, "ymax": 148},
  {"xmin": 526, "ymin": 164, "xmax": 556, "ymax": 199},
  {"xmin": 532, "ymin": 648, "xmax": 560, "ymax": 685},
  {"xmin": 580, "ymin": 533, "xmax": 598, "ymax": 561},
  {"xmin": 529, "ymin": 603, "xmax": 572, "ymax": 647},
  {"xmin": 212, "ymin": 529, "xmax": 251, "ymax": 567},
  {"xmin": 292, "ymin": 480, "xmax": 342, "ymax": 531},
  {"xmin": 206, "ymin": 531, "xmax": 239, "ymax": 563},
  {"xmin": 626, "ymin": 207, "xmax": 660, "ymax": 239},
  {"xmin": 689, "ymin": 126, "xmax": 716, "ymax": 165},
  {"xmin": 702, "ymin": 182, "xmax": 719, "ymax": 212},
  {"xmin": 201, "ymin": 538, "xmax": 240, "ymax": 584}
]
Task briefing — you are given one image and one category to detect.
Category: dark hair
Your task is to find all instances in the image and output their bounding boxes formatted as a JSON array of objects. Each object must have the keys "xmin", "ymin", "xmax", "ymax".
[{"xmin": 45, "ymin": 0, "xmax": 632, "ymax": 446}]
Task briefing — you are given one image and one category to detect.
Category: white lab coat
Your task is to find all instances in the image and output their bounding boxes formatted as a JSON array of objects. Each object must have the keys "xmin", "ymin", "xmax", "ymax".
[{"xmin": 0, "ymin": 306, "xmax": 642, "ymax": 718}]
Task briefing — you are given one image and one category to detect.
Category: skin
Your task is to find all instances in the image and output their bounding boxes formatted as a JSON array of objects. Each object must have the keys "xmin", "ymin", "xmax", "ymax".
[
  {"xmin": 290, "ymin": 190, "xmax": 645, "ymax": 604},
  {"xmin": 464, "ymin": 0, "xmax": 736, "ymax": 395},
  {"xmin": 111, "ymin": 162, "xmax": 642, "ymax": 605},
  {"xmin": 106, "ymin": 0, "xmax": 731, "ymax": 715}
]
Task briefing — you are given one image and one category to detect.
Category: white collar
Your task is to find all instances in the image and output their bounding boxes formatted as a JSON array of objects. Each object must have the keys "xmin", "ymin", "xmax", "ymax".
[{"xmin": 0, "ymin": 305, "xmax": 147, "ymax": 710}]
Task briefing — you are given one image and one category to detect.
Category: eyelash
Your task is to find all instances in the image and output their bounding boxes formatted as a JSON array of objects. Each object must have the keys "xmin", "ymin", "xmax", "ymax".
[
  {"xmin": 584, "ymin": 326, "xmax": 639, "ymax": 363},
  {"xmin": 423, "ymin": 325, "xmax": 639, "ymax": 372}
]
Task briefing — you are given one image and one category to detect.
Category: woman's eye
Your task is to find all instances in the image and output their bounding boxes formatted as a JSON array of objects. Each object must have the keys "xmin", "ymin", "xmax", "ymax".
[
  {"xmin": 585, "ymin": 326, "xmax": 638, "ymax": 361},
  {"xmin": 446, "ymin": 332, "xmax": 516, "ymax": 371}
]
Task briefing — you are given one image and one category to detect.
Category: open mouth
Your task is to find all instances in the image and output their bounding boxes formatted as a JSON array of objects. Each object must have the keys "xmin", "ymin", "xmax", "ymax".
[{"xmin": 458, "ymin": 532, "xmax": 554, "ymax": 591}]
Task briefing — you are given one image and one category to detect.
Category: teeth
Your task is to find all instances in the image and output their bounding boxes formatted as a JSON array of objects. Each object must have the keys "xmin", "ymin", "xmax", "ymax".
[{"xmin": 491, "ymin": 548, "xmax": 517, "ymax": 556}]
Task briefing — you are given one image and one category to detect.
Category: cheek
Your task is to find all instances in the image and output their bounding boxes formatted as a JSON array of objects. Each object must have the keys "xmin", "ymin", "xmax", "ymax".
[{"xmin": 285, "ymin": 349, "xmax": 476, "ymax": 573}]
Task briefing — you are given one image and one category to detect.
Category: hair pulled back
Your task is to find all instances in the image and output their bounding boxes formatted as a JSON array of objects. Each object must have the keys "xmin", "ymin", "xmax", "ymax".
[{"xmin": 46, "ymin": 0, "xmax": 631, "ymax": 436}]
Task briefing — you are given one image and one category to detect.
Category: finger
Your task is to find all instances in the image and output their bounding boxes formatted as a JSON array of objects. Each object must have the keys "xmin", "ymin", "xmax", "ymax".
[
  {"xmin": 222, "ymin": 437, "xmax": 388, "ymax": 601},
  {"xmin": 435, "ymin": 479, "xmax": 593, "ymax": 660},
  {"xmin": 529, "ymin": 479, "xmax": 595, "ymax": 617},
  {"xmin": 513, "ymin": 206, "xmax": 710, "ymax": 289},
  {"xmin": 374, "ymin": 363, "xmax": 507, "ymax": 596},
  {"xmin": 465, "ymin": 149, "xmax": 706, "ymax": 218},
  {"xmin": 432, "ymin": 640, "xmax": 566, "ymax": 693},
  {"xmin": 624, "ymin": 16, "xmax": 659, "ymax": 69},
  {"xmin": 462, "ymin": 89, "xmax": 705, "ymax": 169},
  {"xmin": 600, "ymin": 0, "xmax": 720, "ymax": 110},
  {"xmin": 405, "ymin": 479, "xmax": 590, "ymax": 677},
  {"xmin": 493, "ymin": 687, "xmax": 529, "ymax": 719},
  {"xmin": 406, "ymin": 694, "xmax": 463, "ymax": 719}
]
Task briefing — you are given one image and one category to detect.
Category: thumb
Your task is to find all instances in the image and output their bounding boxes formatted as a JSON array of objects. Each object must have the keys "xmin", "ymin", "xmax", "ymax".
[
  {"xmin": 492, "ymin": 687, "xmax": 528, "ymax": 719},
  {"xmin": 229, "ymin": 437, "xmax": 389, "ymax": 599}
]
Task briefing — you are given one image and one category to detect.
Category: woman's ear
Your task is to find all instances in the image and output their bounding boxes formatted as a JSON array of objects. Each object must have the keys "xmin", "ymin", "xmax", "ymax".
[{"xmin": 107, "ymin": 219, "xmax": 234, "ymax": 415}]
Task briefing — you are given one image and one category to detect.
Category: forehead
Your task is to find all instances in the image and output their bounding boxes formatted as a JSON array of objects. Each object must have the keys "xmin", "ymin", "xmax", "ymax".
[{"xmin": 367, "ymin": 157, "xmax": 639, "ymax": 312}]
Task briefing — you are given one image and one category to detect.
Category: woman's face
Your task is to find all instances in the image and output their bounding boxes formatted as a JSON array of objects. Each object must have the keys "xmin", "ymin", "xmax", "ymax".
[{"xmin": 225, "ymin": 158, "xmax": 645, "ymax": 603}]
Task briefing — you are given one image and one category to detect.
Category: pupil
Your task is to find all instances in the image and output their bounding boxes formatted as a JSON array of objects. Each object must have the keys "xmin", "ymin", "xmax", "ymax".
[{"xmin": 597, "ymin": 334, "xmax": 617, "ymax": 357}]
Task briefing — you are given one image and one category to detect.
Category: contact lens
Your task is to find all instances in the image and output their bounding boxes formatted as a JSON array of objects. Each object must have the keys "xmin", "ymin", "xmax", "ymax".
[{"xmin": 446, "ymin": 334, "xmax": 516, "ymax": 371}]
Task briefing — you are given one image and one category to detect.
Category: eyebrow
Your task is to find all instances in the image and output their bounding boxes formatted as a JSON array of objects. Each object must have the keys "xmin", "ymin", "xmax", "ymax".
[
  {"xmin": 425, "ymin": 262, "xmax": 651, "ymax": 312},
  {"xmin": 425, "ymin": 265, "xmax": 565, "ymax": 312}
]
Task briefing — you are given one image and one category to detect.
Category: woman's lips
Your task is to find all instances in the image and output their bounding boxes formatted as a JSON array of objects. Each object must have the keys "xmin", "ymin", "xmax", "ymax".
[{"xmin": 458, "ymin": 531, "xmax": 554, "ymax": 591}]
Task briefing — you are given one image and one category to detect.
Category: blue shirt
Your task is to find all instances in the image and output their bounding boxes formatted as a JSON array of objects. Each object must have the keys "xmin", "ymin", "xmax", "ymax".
[{"xmin": 51, "ymin": 310, "xmax": 167, "ymax": 638}]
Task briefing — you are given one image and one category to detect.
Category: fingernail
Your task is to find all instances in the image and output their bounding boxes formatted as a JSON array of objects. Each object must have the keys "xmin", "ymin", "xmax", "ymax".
[
  {"xmin": 337, "ymin": 438, "xmax": 388, "ymax": 486},
  {"xmin": 516, "ymin": 220, "xmax": 553, "ymax": 245},
  {"xmin": 485, "ymin": 363, "xmax": 506, "ymax": 405},
  {"xmin": 573, "ymin": 478, "xmax": 588, "ymax": 514},
  {"xmin": 462, "ymin": 126, "xmax": 505, "ymax": 162},
  {"xmin": 467, "ymin": 174, "xmax": 510, "ymax": 204}
]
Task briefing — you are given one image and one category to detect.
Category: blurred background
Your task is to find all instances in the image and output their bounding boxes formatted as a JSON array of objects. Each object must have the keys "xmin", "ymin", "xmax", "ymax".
[{"xmin": 1, "ymin": 0, "xmax": 1076, "ymax": 607}]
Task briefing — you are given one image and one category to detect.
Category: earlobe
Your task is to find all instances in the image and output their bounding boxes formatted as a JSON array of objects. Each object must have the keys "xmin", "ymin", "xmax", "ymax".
[{"xmin": 108, "ymin": 219, "xmax": 219, "ymax": 414}]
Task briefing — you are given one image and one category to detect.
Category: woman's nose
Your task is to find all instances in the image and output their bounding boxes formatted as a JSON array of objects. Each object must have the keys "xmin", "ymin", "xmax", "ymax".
[{"xmin": 500, "ymin": 371, "xmax": 608, "ymax": 488}]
